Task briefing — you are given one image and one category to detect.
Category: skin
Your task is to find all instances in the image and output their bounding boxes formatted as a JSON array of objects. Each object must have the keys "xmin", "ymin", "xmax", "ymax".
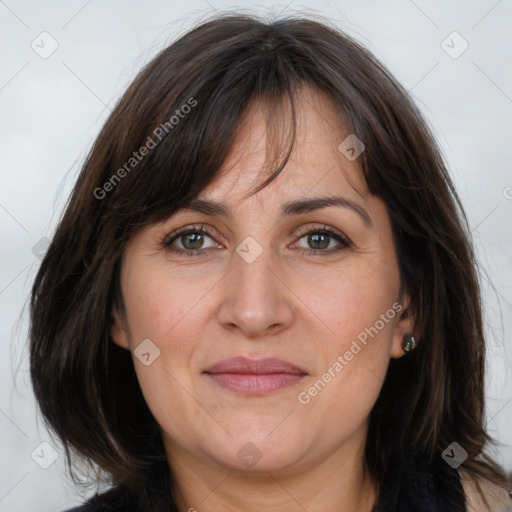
[{"xmin": 111, "ymin": 88, "xmax": 415, "ymax": 512}]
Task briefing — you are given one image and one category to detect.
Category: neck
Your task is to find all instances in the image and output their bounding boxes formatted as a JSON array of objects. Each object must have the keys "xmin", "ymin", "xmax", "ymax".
[{"xmin": 165, "ymin": 429, "xmax": 377, "ymax": 512}]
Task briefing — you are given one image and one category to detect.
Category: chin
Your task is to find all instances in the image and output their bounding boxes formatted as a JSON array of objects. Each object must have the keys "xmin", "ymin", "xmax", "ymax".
[{"xmin": 205, "ymin": 424, "xmax": 310, "ymax": 474}]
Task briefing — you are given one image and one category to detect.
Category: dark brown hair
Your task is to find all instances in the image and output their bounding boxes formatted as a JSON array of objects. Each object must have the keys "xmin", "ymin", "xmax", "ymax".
[{"xmin": 29, "ymin": 12, "xmax": 509, "ymax": 512}]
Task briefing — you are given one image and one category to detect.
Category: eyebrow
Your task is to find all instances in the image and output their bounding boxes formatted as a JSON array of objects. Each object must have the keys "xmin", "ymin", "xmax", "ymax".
[{"xmin": 182, "ymin": 196, "xmax": 373, "ymax": 226}]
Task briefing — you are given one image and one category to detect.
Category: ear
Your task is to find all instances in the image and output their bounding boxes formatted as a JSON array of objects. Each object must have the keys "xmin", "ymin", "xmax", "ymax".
[
  {"xmin": 390, "ymin": 292, "xmax": 417, "ymax": 359},
  {"xmin": 110, "ymin": 307, "xmax": 131, "ymax": 350}
]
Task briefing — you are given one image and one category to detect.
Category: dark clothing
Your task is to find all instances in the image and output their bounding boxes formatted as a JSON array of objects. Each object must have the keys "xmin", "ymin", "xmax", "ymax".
[
  {"xmin": 61, "ymin": 487, "xmax": 142, "ymax": 512},
  {"xmin": 60, "ymin": 477, "xmax": 512, "ymax": 512}
]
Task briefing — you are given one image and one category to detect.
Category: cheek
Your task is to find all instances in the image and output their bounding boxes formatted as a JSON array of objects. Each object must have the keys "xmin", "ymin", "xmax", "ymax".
[
  {"xmin": 296, "ymin": 258, "xmax": 399, "ymax": 408},
  {"xmin": 120, "ymin": 262, "xmax": 220, "ymax": 400},
  {"xmin": 122, "ymin": 265, "xmax": 213, "ymax": 351},
  {"xmin": 122, "ymin": 268, "xmax": 215, "ymax": 437},
  {"xmin": 298, "ymin": 256, "xmax": 400, "ymax": 349}
]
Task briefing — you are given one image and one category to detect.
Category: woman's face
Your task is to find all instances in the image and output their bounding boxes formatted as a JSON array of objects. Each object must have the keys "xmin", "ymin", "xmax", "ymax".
[{"xmin": 112, "ymin": 89, "xmax": 414, "ymax": 476}]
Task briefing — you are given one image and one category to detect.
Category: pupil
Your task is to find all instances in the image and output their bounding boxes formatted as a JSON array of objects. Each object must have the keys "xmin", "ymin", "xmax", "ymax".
[
  {"xmin": 309, "ymin": 233, "xmax": 328, "ymax": 249},
  {"xmin": 183, "ymin": 233, "xmax": 203, "ymax": 249}
]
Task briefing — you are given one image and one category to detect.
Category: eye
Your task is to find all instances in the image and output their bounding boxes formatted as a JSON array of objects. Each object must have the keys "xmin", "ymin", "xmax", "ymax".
[
  {"xmin": 293, "ymin": 225, "xmax": 351, "ymax": 256},
  {"xmin": 162, "ymin": 224, "xmax": 219, "ymax": 256},
  {"xmin": 162, "ymin": 223, "xmax": 351, "ymax": 257}
]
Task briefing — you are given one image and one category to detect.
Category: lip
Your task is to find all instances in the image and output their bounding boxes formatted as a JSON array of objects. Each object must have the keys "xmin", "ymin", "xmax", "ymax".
[{"xmin": 203, "ymin": 357, "xmax": 308, "ymax": 395}]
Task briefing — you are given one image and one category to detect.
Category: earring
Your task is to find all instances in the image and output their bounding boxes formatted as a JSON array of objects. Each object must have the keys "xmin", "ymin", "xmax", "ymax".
[{"xmin": 402, "ymin": 333, "xmax": 417, "ymax": 352}]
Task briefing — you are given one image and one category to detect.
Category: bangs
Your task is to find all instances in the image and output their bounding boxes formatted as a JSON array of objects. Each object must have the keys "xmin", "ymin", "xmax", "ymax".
[
  {"xmin": 89, "ymin": 17, "xmax": 378, "ymax": 245},
  {"xmin": 101, "ymin": 41, "xmax": 303, "ymax": 236}
]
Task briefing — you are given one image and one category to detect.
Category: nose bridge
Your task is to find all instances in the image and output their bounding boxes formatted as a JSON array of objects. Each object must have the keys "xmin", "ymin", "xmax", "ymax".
[
  {"xmin": 217, "ymin": 236, "xmax": 293, "ymax": 336},
  {"xmin": 231, "ymin": 237, "xmax": 278, "ymax": 310}
]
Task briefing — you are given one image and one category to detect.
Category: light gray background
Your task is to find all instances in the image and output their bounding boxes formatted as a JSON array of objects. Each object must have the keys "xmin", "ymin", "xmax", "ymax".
[{"xmin": 1, "ymin": 1, "xmax": 511, "ymax": 510}]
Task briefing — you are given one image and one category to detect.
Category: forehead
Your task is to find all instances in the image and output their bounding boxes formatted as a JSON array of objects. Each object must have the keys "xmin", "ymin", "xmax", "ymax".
[{"xmin": 197, "ymin": 87, "xmax": 369, "ymax": 209}]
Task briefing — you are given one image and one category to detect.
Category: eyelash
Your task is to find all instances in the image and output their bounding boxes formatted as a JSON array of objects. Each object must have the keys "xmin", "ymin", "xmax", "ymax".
[{"xmin": 162, "ymin": 223, "xmax": 351, "ymax": 257}]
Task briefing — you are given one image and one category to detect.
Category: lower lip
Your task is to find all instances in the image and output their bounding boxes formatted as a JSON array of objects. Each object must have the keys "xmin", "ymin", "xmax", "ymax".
[{"xmin": 204, "ymin": 373, "xmax": 307, "ymax": 395}]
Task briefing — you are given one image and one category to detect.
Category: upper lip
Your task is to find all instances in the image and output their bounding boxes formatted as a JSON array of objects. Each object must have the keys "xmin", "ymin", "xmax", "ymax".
[{"xmin": 203, "ymin": 356, "xmax": 308, "ymax": 375}]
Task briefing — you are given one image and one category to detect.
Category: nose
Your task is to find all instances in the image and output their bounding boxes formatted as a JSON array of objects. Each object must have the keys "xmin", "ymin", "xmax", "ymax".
[{"xmin": 216, "ymin": 244, "xmax": 295, "ymax": 339}]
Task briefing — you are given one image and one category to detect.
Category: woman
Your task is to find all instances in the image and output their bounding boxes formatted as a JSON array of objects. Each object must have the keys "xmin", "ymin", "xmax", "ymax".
[{"xmin": 29, "ymin": 12, "xmax": 511, "ymax": 512}]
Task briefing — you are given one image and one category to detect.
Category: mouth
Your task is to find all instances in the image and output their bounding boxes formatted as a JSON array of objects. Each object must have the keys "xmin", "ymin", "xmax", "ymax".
[{"xmin": 202, "ymin": 356, "xmax": 309, "ymax": 395}]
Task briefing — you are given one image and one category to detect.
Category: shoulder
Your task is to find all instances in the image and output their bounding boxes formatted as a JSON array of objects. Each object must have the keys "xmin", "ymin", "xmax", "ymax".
[{"xmin": 460, "ymin": 472, "xmax": 512, "ymax": 512}]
